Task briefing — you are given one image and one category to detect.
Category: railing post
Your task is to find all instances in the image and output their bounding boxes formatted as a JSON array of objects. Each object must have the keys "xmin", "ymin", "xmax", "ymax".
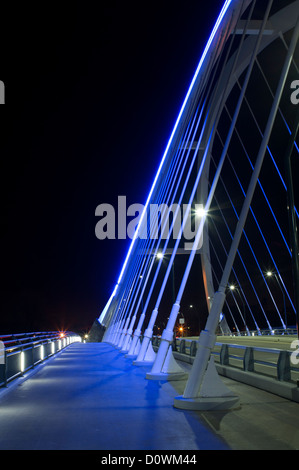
[
  {"xmin": 4, "ymin": 350, "xmax": 8, "ymax": 387},
  {"xmin": 0, "ymin": 350, "xmax": 8, "ymax": 388},
  {"xmin": 277, "ymin": 350, "xmax": 291, "ymax": 382},
  {"xmin": 220, "ymin": 344, "xmax": 229, "ymax": 365},
  {"xmin": 29, "ymin": 343, "xmax": 33, "ymax": 369},
  {"xmin": 20, "ymin": 348, "xmax": 24, "ymax": 377},
  {"xmin": 190, "ymin": 341, "xmax": 197, "ymax": 357},
  {"xmin": 172, "ymin": 334, "xmax": 177, "ymax": 352},
  {"xmin": 179, "ymin": 340, "xmax": 186, "ymax": 354},
  {"xmin": 243, "ymin": 347, "xmax": 254, "ymax": 372}
]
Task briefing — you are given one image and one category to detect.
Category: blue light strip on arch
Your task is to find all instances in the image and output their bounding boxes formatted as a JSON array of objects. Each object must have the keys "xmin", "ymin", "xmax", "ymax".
[{"xmin": 99, "ymin": 0, "xmax": 233, "ymax": 325}]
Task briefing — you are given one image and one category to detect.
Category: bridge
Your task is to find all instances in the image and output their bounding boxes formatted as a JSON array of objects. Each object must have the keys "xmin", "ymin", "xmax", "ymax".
[{"xmin": 1, "ymin": 0, "xmax": 299, "ymax": 452}]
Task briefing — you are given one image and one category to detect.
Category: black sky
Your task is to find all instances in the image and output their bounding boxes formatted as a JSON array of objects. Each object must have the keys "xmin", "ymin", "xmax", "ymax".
[{"xmin": 0, "ymin": 1, "xmax": 226, "ymax": 334}]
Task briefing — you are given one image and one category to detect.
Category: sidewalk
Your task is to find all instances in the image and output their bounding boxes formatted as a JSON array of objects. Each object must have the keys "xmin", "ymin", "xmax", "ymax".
[{"xmin": 0, "ymin": 342, "xmax": 298, "ymax": 450}]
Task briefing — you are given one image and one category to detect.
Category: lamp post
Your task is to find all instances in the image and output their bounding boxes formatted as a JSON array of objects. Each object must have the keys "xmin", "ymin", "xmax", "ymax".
[{"xmin": 178, "ymin": 311, "xmax": 185, "ymax": 337}]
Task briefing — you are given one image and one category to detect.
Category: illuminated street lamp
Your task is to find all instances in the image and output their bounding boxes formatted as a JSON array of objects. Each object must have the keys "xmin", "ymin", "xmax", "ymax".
[
  {"xmin": 177, "ymin": 311, "xmax": 185, "ymax": 337},
  {"xmin": 195, "ymin": 207, "xmax": 207, "ymax": 217}
]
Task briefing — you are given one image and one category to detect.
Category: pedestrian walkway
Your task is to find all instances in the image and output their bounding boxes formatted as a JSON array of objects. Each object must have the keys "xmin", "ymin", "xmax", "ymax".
[{"xmin": 0, "ymin": 342, "xmax": 298, "ymax": 450}]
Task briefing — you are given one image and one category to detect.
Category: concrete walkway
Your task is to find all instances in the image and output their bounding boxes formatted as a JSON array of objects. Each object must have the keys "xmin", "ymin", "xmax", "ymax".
[{"xmin": 0, "ymin": 342, "xmax": 299, "ymax": 450}]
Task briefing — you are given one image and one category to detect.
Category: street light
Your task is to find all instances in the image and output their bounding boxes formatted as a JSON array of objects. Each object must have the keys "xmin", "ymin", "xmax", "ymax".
[
  {"xmin": 195, "ymin": 207, "xmax": 208, "ymax": 218},
  {"xmin": 266, "ymin": 270, "xmax": 287, "ymax": 330},
  {"xmin": 177, "ymin": 311, "xmax": 185, "ymax": 337}
]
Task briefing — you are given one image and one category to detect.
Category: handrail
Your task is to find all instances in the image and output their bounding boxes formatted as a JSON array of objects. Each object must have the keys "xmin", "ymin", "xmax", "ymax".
[
  {"xmin": 151, "ymin": 335, "xmax": 299, "ymax": 385},
  {"xmin": 0, "ymin": 332, "xmax": 81, "ymax": 388},
  {"xmin": 0, "ymin": 332, "xmax": 75, "ymax": 346}
]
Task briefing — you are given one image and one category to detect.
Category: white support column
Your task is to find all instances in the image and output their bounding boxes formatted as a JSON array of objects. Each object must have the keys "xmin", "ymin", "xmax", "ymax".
[
  {"xmin": 132, "ymin": 309, "xmax": 159, "ymax": 364},
  {"xmin": 146, "ymin": 302, "xmax": 188, "ymax": 380}
]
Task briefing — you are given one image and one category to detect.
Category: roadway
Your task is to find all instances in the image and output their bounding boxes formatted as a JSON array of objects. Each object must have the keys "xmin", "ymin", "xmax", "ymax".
[
  {"xmin": 215, "ymin": 334, "xmax": 298, "ymax": 351},
  {"xmin": 0, "ymin": 342, "xmax": 299, "ymax": 450},
  {"xmin": 184, "ymin": 334, "xmax": 298, "ymax": 351}
]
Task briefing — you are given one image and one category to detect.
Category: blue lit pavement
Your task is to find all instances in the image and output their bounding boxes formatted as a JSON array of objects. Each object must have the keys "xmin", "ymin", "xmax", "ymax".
[
  {"xmin": 0, "ymin": 343, "xmax": 228, "ymax": 450},
  {"xmin": 0, "ymin": 342, "xmax": 299, "ymax": 450}
]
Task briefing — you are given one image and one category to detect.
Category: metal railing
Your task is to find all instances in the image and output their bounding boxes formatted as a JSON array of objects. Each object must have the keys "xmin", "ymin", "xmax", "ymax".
[
  {"xmin": 151, "ymin": 336, "xmax": 299, "ymax": 385},
  {"xmin": 0, "ymin": 331, "xmax": 81, "ymax": 387},
  {"xmin": 225, "ymin": 327, "xmax": 298, "ymax": 336},
  {"xmin": 211, "ymin": 342, "xmax": 299, "ymax": 384}
]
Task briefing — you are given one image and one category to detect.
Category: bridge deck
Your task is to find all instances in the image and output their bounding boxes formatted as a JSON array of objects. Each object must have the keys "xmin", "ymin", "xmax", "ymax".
[{"xmin": 0, "ymin": 342, "xmax": 299, "ymax": 450}]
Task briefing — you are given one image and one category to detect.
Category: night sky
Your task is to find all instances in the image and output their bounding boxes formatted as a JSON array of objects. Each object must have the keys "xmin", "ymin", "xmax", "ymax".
[{"xmin": 0, "ymin": 1, "xmax": 228, "ymax": 334}]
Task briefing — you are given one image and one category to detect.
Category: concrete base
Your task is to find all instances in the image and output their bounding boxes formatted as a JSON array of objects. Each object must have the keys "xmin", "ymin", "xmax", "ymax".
[
  {"xmin": 126, "ymin": 338, "xmax": 141, "ymax": 359},
  {"xmin": 133, "ymin": 340, "xmax": 156, "ymax": 365},
  {"xmin": 146, "ymin": 346, "xmax": 188, "ymax": 381},
  {"xmin": 173, "ymin": 395, "xmax": 240, "ymax": 410},
  {"xmin": 173, "ymin": 356, "xmax": 239, "ymax": 409}
]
